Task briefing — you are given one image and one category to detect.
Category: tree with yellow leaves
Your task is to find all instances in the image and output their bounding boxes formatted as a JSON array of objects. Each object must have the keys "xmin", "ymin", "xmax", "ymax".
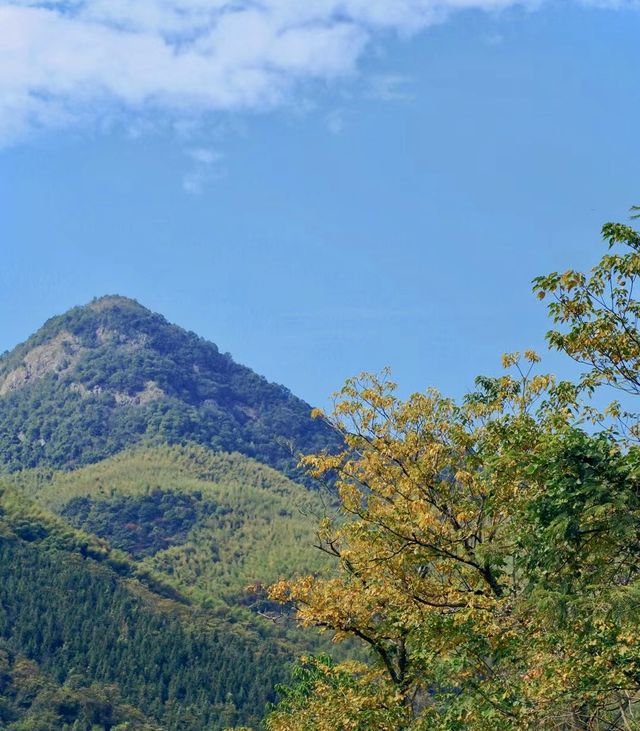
[
  {"xmin": 533, "ymin": 215, "xmax": 640, "ymax": 399},
  {"xmin": 266, "ymin": 214, "xmax": 640, "ymax": 731}
]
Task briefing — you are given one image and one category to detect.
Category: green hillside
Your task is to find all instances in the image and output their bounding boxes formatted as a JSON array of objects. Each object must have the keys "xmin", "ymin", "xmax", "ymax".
[
  {"xmin": 0, "ymin": 482, "xmax": 303, "ymax": 729},
  {"xmin": 10, "ymin": 444, "xmax": 331, "ymax": 611},
  {"xmin": 0, "ymin": 295, "xmax": 339, "ymax": 480},
  {"xmin": 0, "ymin": 299, "xmax": 342, "ymax": 729}
]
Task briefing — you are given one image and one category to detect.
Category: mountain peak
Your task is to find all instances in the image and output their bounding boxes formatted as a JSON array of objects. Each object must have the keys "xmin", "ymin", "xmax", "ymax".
[
  {"xmin": 0, "ymin": 295, "xmax": 168, "ymax": 395},
  {"xmin": 87, "ymin": 294, "xmax": 150, "ymax": 313},
  {"xmin": 0, "ymin": 296, "xmax": 339, "ymax": 478}
]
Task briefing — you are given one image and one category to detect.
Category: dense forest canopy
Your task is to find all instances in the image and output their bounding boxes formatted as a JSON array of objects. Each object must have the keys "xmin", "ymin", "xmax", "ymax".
[
  {"xmin": 10, "ymin": 444, "xmax": 331, "ymax": 611},
  {"xmin": 0, "ymin": 481, "xmax": 295, "ymax": 730},
  {"xmin": 0, "ymin": 443, "xmax": 342, "ymax": 729}
]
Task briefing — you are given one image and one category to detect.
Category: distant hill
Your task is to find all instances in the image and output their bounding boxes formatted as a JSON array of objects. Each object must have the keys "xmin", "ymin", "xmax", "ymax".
[{"xmin": 0, "ymin": 295, "xmax": 339, "ymax": 479}]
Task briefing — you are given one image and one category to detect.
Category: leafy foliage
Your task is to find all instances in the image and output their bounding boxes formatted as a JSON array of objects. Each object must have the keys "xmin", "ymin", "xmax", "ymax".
[
  {"xmin": 268, "ymin": 369, "xmax": 640, "ymax": 729},
  {"xmin": 265, "ymin": 655, "xmax": 406, "ymax": 731},
  {"xmin": 267, "ymin": 214, "xmax": 640, "ymax": 730},
  {"xmin": 533, "ymin": 219, "xmax": 640, "ymax": 404}
]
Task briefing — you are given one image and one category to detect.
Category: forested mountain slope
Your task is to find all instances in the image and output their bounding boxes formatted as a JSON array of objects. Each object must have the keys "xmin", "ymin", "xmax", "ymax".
[
  {"xmin": 11, "ymin": 444, "xmax": 330, "ymax": 612},
  {"xmin": 0, "ymin": 295, "xmax": 339, "ymax": 479},
  {"xmin": 0, "ymin": 298, "xmax": 342, "ymax": 729},
  {"xmin": 0, "ymin": 482, "xmax": 302, "ymax": 729},
  {"xmin": 0, "ymin": 639, "xmax": 162, "ymax": 730}
]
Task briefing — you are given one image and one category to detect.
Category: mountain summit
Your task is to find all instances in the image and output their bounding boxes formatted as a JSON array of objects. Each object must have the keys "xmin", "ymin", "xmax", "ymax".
[{"xmin": 0, "ymin": 295, "xmax": 338, "ymax": 476}]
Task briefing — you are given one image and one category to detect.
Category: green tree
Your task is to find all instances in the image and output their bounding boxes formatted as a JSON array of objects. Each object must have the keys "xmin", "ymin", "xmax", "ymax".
[{"xmin": 267, "ymin": 215, "xmax": 640, "ymax": 730}]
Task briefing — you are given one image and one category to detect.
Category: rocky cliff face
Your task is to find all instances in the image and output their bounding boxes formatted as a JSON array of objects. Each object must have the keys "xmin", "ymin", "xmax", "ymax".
[{"xmin": 0, "ymin": 331, "xmax": 82, "ymax": 395}]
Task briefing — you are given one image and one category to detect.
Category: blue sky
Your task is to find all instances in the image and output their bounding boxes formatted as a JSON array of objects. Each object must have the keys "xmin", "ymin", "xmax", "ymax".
[{"xmin": 1, "ymin": 0, "xmax": 639, "ymax": 407}]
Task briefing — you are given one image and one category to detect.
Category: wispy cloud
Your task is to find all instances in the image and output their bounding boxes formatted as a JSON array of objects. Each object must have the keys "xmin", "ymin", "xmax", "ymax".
[
  {"xmin": 326, "ymin": 109, "xmax": 346, "ymax": 135},
  {"xmin": 0, "ymin": 0, "xmax": 635, "ymax": 145},
  {"xmin": 366, "ymin": 74, "xmax": 414, "ymax": 101},
  {"xmin": 182, "ymin": 147, "xmax": 225, "ymax": 194}
]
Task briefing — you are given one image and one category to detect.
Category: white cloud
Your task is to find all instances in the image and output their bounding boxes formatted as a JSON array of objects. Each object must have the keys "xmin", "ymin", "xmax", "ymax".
[{"xmin": 0, "ymin": 0, "xmax": 635, "ymax": 144}]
